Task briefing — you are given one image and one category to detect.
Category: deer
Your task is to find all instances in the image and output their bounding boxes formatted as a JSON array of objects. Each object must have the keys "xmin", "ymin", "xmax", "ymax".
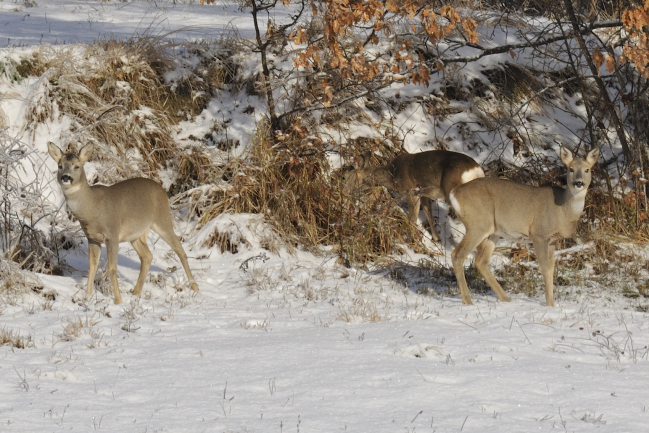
[
  {"xmin": 48, "ymin": 143, "xmax": 199, "ymax": 304},
  {"xmin": 449, "ymin": 146, "xmax": 600, "ymax": 307},
  {"xmin": 341, "ymin": 150, "xmax": 485, "ymax": 241}
]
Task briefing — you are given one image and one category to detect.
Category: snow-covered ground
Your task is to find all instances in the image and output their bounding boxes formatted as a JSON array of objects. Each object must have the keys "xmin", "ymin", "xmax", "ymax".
[
  {"xmin": 1, "ymin": 1, "xmax": 648, "ymax": 432},
  {"xmin": 0, "ymin": 0, "xmax": 268, "ymax": 46}
]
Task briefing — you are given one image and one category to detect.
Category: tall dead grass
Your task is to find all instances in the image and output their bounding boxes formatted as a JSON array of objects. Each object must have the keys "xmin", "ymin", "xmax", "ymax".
[
  {"xmin": 22, "ymin": 39, "xmax": 219, "ymax": 189},
  {"xmin": 179, "ymin": 128, "xmax": 424, "ymax": 264}
]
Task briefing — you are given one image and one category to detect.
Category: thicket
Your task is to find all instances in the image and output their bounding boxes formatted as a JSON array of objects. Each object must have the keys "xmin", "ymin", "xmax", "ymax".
[
  {"xmin": 224, "ymin": 0, "xmax": 649, "ymax": 257},
  {"xmin": 3, "ymin": 0, "xmax": 649, "ymax": 298}
]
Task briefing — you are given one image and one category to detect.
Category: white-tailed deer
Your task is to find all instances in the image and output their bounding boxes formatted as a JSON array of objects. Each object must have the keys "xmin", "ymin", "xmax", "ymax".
[
  {"xmin": 449, "ymin": 146, "xmax": 599, "ymax": 307},
  {"xmin": 48, "ymin": 143, "xmax": 198, "ymax": 304},
  {"xmin": 342, "ymin": 150, "xmax": 485, "ymax": 241}
]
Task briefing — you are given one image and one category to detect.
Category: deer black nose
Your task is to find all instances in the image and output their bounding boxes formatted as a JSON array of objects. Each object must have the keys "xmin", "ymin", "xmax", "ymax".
[
  {"xmin": 61, "ymin": 175, "xmax": 73, "ymax": 183},
  {"xmin": 573, "ymin": 181, "xmax": 584, "ymax": 188}
]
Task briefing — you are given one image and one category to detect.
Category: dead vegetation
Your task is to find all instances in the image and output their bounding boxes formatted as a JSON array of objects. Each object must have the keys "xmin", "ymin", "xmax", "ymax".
[
  {"xmin": 2, "ymin": 10, "xmax": 649, "ymax": 304},
  {"xmin": 178, "ymin": 128, "xmax": 425, "ymax": 264},
  {"xmin": 20, "ymin": 39, "xmax": 225, "ymax": 188},
  {"xmin": 0, "ymin": 326, "xmax": 34, "ymax": 349}
]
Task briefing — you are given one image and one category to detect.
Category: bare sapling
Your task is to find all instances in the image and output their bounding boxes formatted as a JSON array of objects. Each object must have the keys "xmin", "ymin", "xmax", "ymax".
[
  {"xmin": 449, "ymin": 146, "xmax": 600, "ymax": 306},
  {"xmin": 342, "ymin": 150, "xmax": 485, "ymax": 241},
  {"xmin": 48, "ymin": 143, "xmax": 198, "ymax": 304}
]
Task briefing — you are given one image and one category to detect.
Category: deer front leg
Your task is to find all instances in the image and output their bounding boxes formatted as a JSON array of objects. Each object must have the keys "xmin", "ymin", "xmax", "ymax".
[
  {"xmin": 405, "ymin": 194, "xmax": 421, "ymax": 225},
  {"xmin": 87, "ymin": 241, "xmax": 101, "ymax": 297},
  {"xmin": 533, "ymin": 238, "xmax": 556, "ymax": 307},
  {"xmin": 105, "ymin": 239, "xmax": 123, "ymax": 304}
]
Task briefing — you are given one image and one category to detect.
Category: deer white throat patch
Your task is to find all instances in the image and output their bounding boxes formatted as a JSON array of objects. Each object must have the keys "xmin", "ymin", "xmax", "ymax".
[
  {"xmin": 63, "ymin": 183, "xmax": 82, "ymax": 195},
  {"xmin": 570, "ymin": 189, "xmax": 587, "ymax": 214},
  {"xmin": 571, "ymin": 197, "xmax": 586, "ymax": 214}
]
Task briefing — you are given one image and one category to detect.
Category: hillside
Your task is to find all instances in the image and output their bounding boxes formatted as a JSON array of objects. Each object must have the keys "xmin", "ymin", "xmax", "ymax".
[{"xmin": 0, "ymin": 1, "xmax": 648, "ymax": 432}]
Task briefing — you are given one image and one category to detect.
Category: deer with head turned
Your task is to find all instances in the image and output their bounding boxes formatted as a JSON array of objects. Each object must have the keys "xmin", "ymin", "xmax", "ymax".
[
  {"xmin": 342, "ymin": 150, "xmax": 485, "ymax": 241},
  {"xmin": 48, "ymin": 143, "xmax": 198, "ymax": 304},
  {"xmin": 449, "ymin": 146, "xmax": 600, "ymax": 307}
]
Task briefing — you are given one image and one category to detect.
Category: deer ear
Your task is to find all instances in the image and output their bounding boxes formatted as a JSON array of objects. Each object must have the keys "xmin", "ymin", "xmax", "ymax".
[
  {"xmin": 78, "ymin": 144, "xmax": 94, "ymax": 163},
  {"xmin": 585, "ymin": 147, "xmax": 600, "ymax": 167},
  {"xmin": 47, "ymin": 142, "xmax": 63, "ymax": 163},
  {"xmin": 559, "ymin": 146, "xmax": 574, "ymax": 165}
]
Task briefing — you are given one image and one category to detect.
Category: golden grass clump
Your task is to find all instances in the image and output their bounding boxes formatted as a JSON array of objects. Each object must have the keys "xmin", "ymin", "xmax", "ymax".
[
  {"xmin": 176, "ymin": 127, "xmax": 424, "ymax": 264},
  {"xmin": 0, "ymin": 326, "xmax": 34, "ymax": 349},
  {"xmin": 21, "ymin": 41, "xmax": 217, "ymax": 188}
]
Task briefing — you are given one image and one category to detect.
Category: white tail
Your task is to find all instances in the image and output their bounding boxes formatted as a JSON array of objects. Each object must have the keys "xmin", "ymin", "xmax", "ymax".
[
  {"xmin": 48, "ymin": 143, "xmax": 198, "ymax": 304},
  {"xmin": 342, "ymin": 150, "xmax": 485, "ymax": 240},
  {"xmin": 449, "ymin": 146, "xmax": 600, "ymax": 306}
]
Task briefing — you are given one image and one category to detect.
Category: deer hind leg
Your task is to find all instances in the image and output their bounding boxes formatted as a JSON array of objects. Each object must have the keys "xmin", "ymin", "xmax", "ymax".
[
  {"xmin": 451, "ymin": 229, "xmax": 490, "ymax": 305},
  {"xmin": 130, "ymin": 234, "xmax": 153, "ymax": 297},
  {"xmin": 86, "ymin": 241, "xmax": 102, "ymax": 297},
  {"xmin": 153, "ymin": 218, "xmax": 198, "ymax": 292},
  {"xmin": 533, "ymin": 238, "xmax": 556, "ymax": 307},
  {"xmin": 420, "ymin": 197, "xmax": 441, "ymax": 241},
  {"xmin": 475, "ymin": 236, "xmax": 510, "ymax": 302},
  {"xmin": 105, "ymin": 239, "xmax": 123, "ymax": 304}
]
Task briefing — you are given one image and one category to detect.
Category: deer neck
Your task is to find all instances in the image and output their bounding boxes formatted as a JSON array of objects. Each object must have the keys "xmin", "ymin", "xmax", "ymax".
[
  {"xmin": 61, "ymin": 177, "xmax": 94, "ymax": 218},
  {"xmin": 555, "ymin": 185, "xmax": 588, "ymax": 220}
]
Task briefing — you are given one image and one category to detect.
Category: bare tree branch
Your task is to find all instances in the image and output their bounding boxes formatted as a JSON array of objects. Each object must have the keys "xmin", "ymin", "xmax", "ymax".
[{"xmin": 440, "ymin": 19, "xmax": 623, "ymax": 65}]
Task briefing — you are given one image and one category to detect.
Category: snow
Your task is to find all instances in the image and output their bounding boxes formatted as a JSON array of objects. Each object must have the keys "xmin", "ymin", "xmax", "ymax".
[
  {"xmin": 0, "ymin": 1, "xmax": 261, "ymax": 46},
  {"xmin": 1, "ymin": 1, "xmax": 649, "ymax": 432}
]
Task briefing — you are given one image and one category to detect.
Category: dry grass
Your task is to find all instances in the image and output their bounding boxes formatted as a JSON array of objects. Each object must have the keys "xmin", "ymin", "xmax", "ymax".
[
  {"xmin": 0, "ymin": 257, "xmax": 44, "ymax": 295},
  {"xmin": 0, "ymin": 326, "xmax": 34, "ymax": 349},
  {"xmin": 21, "ymin": 40, "xmax": 221, "ymax": 188},
  {"xmin": 336, "ymin": 299, "xmax": 390, "ymax": 323},
  {"xmin": 58, "ymin": 314, "xmax": 105, "ymax": 347},
  {"xmin": 179, "ymin": 127, "xmax": 425, "ymax": 264}
]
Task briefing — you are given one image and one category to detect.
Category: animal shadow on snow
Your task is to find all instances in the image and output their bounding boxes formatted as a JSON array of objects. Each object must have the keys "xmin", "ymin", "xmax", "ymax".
[
  {"xmin": 68, "ymin": 250, "xmax": 170, "ymax": 297},
  {"xmin": 385, "ymin": 260, "xmax": 492, "ymax": 299}
]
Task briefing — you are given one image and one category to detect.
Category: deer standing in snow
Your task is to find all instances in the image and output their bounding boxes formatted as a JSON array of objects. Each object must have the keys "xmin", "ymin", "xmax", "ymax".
[
  {"xmin": 449, "ymin": 146, "xmax": 599, "ymax": 306},
  {"xmin": 48, "ymin": 143, "xmax": 198, "ymax": 304}
]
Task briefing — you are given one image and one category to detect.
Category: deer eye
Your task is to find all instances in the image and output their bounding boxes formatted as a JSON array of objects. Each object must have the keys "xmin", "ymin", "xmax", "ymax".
[
  {"xmin": 58, "ymin": 165, "xmax": 62, "ymax": 169},
  {"xmin": 74, "ymin": 165, "xmax": 79, "ymax": 170},
  {"xmin": 585, "ymin": 168, "xmax": 590, "ymax": 173}
]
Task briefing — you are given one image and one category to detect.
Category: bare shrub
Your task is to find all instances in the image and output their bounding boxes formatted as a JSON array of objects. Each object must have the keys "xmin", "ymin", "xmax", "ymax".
[{"xmin": 0, "ymin": 129, "xmax": 63, "ymax": 274}]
